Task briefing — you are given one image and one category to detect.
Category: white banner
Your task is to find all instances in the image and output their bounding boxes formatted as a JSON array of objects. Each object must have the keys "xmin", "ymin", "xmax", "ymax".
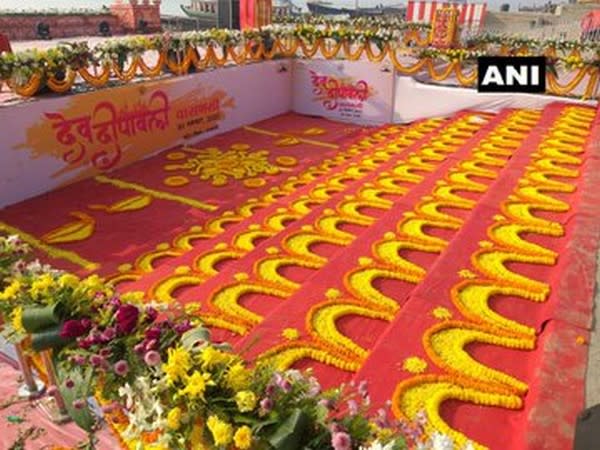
[
  {"xmin": 292, "ymin": 59, "xmax": 395, "ymax": 126},
  {"xmin": 0, "ymin": 60, "xmax": 292, "ymax": 208}
]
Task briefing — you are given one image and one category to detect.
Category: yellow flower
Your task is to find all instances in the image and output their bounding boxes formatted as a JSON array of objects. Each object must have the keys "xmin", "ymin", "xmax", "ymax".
[
  {"xmin": 58, "ymin": 274, "xmax": 80, "ymax": 289},
  {"xmin": 233, "ymin": 426, "xmax": 253, "ymax": 449},
  {"xmin": 162, "ymin": 346, "xmax": 192, "ymax": 384},
  {"xmin": 0, "ymin": 279, "xmax": 22, "ymax": 301},
  {"xmin": 402, "ymin": 356, "xmax": 428, "ymax": 374},
  {"xmin": 432, "ymin": 307, "xmax": 452, "ymax": 320},
  {"xmin": 325, "ymin": 288, "xmax": 341, "ymax": 299},
  {"xmin": 166, "ymin": 407, "xmax": 182, "ymax": 430},
  {"xmin": 178, "ymin": 371, "xmax": 214, "ymax": 400},
  {"xmin": 184, "ymin": 303, "xmax": 201, "ymax": 314},
  {"xmin": 206, "ymin": 415, "xmax": 233, "ymax": 446},
  {"xmin": 235, "ymin": 391, "xmax": 257, "ymax": 413},
  {"xmin": 225, "ymin": 363, "xmax": 251, "ymax": 391},
  {"xmin": 281, "ymin": 328, "xmax": 300, "ymax": 340},
  {"xmin": 199, "ymin": 346, "xmax": 231, "ymax": 368},
  {"xmin": 29, "ymin": 274, "xmax": 54, "ymax": 299},
  {"xmin": 80, "ymin": 274, "xmax": 103, "ymax": 292},
  {"xmin": 121, "ymin": 291, "xmax": 145, "ymax": 303},
  {"xmin": 11, "ymin": 306, "xmax": 25, "ymax": 334},
  {"xmin": 458, "ymin": 269, "xmax": 476, "ymax": 279}
]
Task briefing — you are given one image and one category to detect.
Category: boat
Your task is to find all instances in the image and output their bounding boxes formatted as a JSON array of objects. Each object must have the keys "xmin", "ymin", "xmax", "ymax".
[
  {"xmin": 306, "ymin": 0, "xmax": 405, "ymax": 17},
  {"xmin": 180, "ymin": 0, "xmax": 301, "ymax": 27}
]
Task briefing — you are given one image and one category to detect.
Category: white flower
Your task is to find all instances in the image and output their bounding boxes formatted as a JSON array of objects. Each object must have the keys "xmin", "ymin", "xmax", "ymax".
[
  {"xmin": 429, "ymin": 431, "xmax": 455, "ymax": 450},
  {"xmin": 359, "ymin": 440, "xmax": 396, "ymax": 450}
]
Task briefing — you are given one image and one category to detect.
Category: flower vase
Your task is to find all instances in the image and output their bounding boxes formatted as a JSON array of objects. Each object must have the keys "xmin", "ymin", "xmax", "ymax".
[
  {"xmin": 38, "ymin": 350, "xmax": 71, "ymax": 424},
  {"xmin": 15, "ymin": 340, "xmax": 45, "ymax": 399}
]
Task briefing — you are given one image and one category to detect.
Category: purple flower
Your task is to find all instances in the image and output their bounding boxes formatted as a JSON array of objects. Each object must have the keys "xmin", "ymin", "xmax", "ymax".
[
  {"xmin": 114, "ymin": 360, "xmax": 129, "ymax": 377},
  {"xmin": 358, "ymin": 380, "xmax": 368, "ymax": 397},
  {"xmin": 259, "ymin": 398, "xmax": 273, "ymax": 413},
  {"xmin": 265, "ymin": 384, "xmax": 276, "ymax": 397},
  {"xmin": 144, "ymin": 307, "xmax": 158, "ymax": 323},
  {"xmin": 174, "ymin": 320, "xmax": 193, "ymax": 334},
  {"xmin": 115, "ymin": 304, "xmax": 139, "ymax": 335},
  {"xmin": 60, "ymin": 319, "xmax": 91, "ymax": 339},
  {"xmin": 109, "ymin": 296, "xmax": 122, "ymax": 308},
  {"xmin": 347, "ymin": 400, "xmax": 358, "ymax": 415},
  {"xmin": 376, "ymin": 408, "xmax": 389, "ymax": 428},
  {"xmin": 145, "ymin": 326, "xmax": 162, "ymax": 341},
  {"xmin": 331, "ymin": 432, "xmax": 352, "ymax": 450},
  {"xmin": 65, "ymin": 379, "xmax": 75, "ymax": 389},
  {"xmin": 144, "ymin": 351, "xmax": 161, "ymax": 366}
]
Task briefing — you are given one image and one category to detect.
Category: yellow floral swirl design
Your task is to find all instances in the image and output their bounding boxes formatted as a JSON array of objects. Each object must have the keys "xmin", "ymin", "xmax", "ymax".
[{"xmin": 391, "ymin": 105, "xmax": 595, "ymax": 449}]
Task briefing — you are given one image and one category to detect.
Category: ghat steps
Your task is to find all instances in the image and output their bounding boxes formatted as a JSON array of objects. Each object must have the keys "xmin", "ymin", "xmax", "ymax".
[{"xmin": 1, "ymin": 104, "xmax": 599, "ymax": 450}]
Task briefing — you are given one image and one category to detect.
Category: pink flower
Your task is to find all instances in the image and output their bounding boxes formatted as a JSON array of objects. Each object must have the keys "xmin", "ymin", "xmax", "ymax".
[
  {"xmin": 60, "ymin": 319, "xmax": 91, "ymax": 338},
  {"xmin": 90, "ymin": 355, "xmax": 105, "ymax": 367},
  {"xmin": 144, "ymin": 351, "xmax": 161, "ymax": 366},
  {"xmin": 65, "ymin": 379, "xmax": 75, "ymax": 389},
  {"xmin": 347, "ymin": 399, "xmax": 358, "ymax": 415},
  {"xmin": 279, "ymin": 379, "xmax": 292, "ymax": 393},
  {"xmin": 70, "ymin": 355, "xmax": 86, "ymax": 366},
  {"xmin": 72, "ymin": 399, "xmax": 86, "ymax": 410},
  {"xmin": 318, "ymin": 399, "xmax": 331, "ymax": 409},
  {"xmin": 46, "ymin": 386, "xmax": 58, "ymax": 396},
  {"xmin": 114, "ymin": 360, "xmax": 129, "ymax": 377},
  {"xmin": 115, "ymin": 304, "xmax": 139, "ymax": 335},
  {"xmin": 331, "ymin": 431, "xmax": 352, "ymax": 450},
  {"xmin": 101, "ymin": 402, "xmax": 119, "ymax": 414},
  {"xmin": 329, "ymin": 423, "xmax": 343, "ymax": 434},
  {"xmin": 101, "ymin": 327, "xmax": 117, "ymax": 341}
]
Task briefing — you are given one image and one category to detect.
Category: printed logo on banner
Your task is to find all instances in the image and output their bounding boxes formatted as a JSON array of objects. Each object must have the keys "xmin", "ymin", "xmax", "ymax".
[
  {"xmin": 477, "ymin": 57, "xmax": 546, "ymax": 93},
  {"xmin": 16, "ymin": 85, "xmax": 235, "ymax": 180},
  {"xmin": 309, "ymin": 70, "xmax": 374, "ymax": 119}
]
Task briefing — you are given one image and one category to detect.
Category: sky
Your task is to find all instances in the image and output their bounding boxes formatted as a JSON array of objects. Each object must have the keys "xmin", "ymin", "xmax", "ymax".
[{"xmin": 0, "ymin": 0, "xmax": 550, "ymax": 15}]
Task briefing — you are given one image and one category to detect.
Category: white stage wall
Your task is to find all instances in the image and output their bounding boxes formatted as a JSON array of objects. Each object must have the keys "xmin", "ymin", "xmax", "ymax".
[
  {"xmin": 1, "ymin": 58, "xmax": 597, "ymax": 208},
  {"xmin": 292, "ymin": 59, "xmax": 395, "ymax": 125},
  {"xmin": 0, "ymin": 60, "xmax": 292, "ymax": 208},
  {"xmin": 392, "ymin": 75, "xmax": 595, "ymax": 123}
]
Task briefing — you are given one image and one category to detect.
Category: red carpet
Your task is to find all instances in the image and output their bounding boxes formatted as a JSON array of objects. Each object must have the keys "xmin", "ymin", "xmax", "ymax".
[{"xmin": 1, "ymin": 105, "xmax": 599, "ymax": 450}]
